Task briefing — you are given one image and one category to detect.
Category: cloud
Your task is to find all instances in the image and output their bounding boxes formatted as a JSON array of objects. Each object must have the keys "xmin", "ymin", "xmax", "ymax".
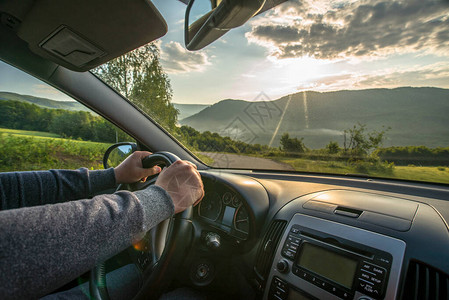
[
  {"xmin": 357, "ymin": 62, "xmax": 449, "ymax": 87},
  {"xmin": 295, "ymin": 62, "xmax": 449, "ymax": 91},
  {"xmin": 160, "ymin": 41, "xmax": 211, "ymax": 73},
  {"xmin": 246, "ymin": 0, "xmax": 449, "ymax": 60}
]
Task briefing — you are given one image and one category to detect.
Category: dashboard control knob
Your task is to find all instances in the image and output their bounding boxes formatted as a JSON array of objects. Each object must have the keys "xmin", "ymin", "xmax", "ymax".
[
  {"xmin": 205, "ymin": 232, "xmax": 221, "ymax": 249},
  {"xmin": 277, "ymin": 259, "xmax": 289, "ymax": 273}
]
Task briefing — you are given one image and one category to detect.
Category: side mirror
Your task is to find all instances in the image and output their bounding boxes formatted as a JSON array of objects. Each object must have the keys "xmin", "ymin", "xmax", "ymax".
[
  {"xmin": 185, "ymin": 0, "xmax": 266, "ymax": 50},
  {"xmin": 103, "ymin": 142, "xmax": 137, "ymax": 169}
]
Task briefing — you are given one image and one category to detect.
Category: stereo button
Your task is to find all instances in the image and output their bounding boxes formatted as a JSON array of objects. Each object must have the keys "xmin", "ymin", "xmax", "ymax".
[
  {"xmin": 362, "ymin": 263, "xmax": 372, "ymax": 270},
  {"xmin": 371, "ymin": 276, "xmax": 382, "ymax": 284},
  {"xmin": 285, "ymin": 242, "xmax": 298, "ymax": 251},
  {"xmin": 336, "ymin": 289, "xmax": 352, "ymax": 299},
  {"xmin": 328, "ymin": 285, "xmax": 338, "ymax": 295},
  {"xmin": 312, "ymin": 277, "xmax": 323, "ymax": 287},
  {"xmin": 274, "ymin": 288, "xmax": 287, "ymax": 299},
  {"xmin": 282, "ymin": 249, "xmax": 295, "ymax": 259},
  {"xmin": 287, "ymin": 235, "xmax": 301, "ymax": 245},
  {"xmin": 359, "ymin": 281, "xmax": 381, "ymax": 298},
  {"xmin": 274, "ymin": 277, "xmax": 287, "ymax": 290},
  {"xmin": 295, "ymin": 269, "xmax": 309, "ymax": 281},
  {"xmin": 361, "ymin": 273, "xmax": 371, "ymax": 280},
  {"xmin": 372, "ymin": 266, "xmax": 386, "ymax": 277}
]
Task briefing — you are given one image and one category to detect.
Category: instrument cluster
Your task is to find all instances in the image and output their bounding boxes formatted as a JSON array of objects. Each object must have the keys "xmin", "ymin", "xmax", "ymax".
[{"xmin": 198, "ymin": 189, "xmax": 250, "ymax": 239}]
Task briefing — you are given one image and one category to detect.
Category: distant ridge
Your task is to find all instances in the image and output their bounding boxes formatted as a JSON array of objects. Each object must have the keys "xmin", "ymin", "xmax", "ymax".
[
  {"xmin": 180, "ymin": 87, "xmax": 449, "ymax": 148},
  {"xmin": 0, "ymin": 92, "xmax": 211, "ymax": 121},
  {"xmin": 173, "ymin": 103, "xmax": 209, "ymax": 120},
  {"xmin": 0, "ymin": 91, "xmax": 90, "ymax": 112}
]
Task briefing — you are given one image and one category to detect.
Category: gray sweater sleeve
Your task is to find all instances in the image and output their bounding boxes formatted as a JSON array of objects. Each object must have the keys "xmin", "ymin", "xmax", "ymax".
[
  {"xmin": 0, "ymin": 170, "xmax": 175, "ymax": 299},
  {"xmin": 0, "ymin": 168, "xmax": 117, "ymax": 210}
]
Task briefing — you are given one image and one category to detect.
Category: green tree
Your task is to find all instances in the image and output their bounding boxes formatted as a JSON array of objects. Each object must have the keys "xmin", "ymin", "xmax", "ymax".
[
  {"xmin": 343, "ymin": 123, "xmax": 389, "ymax": 159},
  {"xmin": 280, "ymin": 133, "xmax": 306, "ymax": 153},
  {"xmin": 93, "ymin": 43, "xmax": 179, "ymax": 131},
  {"xmin": 130, "ymin": 56, "xmax": 178, "ymax": 131}
]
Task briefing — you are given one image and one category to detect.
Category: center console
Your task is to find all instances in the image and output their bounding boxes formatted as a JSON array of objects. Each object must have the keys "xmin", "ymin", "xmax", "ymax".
[{"xmin": 264, "ymin": 214, "xmax": 406, "ymax": 300}]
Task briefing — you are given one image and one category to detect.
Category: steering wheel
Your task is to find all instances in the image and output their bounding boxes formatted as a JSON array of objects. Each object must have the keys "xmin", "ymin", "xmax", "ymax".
[{"xmin": 90, "ymin": 152, "xmax": 195, "ymax": 300}]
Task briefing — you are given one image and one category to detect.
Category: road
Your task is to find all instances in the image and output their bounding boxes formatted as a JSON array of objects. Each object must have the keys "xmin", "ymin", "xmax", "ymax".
[{"xmin": 199, "ymin": 152, "xmax": 295, "ymax": 171}]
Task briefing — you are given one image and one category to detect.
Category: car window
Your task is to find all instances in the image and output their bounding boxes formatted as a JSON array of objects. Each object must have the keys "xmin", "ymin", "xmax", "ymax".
[
  {"xmin": 0, "ymin": 60, "xmax": 132, "ymax": 172},
  {"xmin": 94, "ymin": 0, "xmax": 449, "ymax": 185}
]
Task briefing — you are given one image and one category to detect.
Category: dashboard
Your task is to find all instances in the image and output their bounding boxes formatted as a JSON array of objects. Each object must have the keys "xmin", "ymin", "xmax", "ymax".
[
  {"xmin": 184, "ymin": 170, "xmax": 449, "ymax": 300},
  {"xmin": 198, "ymin": 181, "xmax": 250, "ymax": 240}
]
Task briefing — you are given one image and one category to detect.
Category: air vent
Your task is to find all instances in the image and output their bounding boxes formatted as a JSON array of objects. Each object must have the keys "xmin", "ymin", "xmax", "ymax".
[
  {"xmin": 254, "ymin": 220, "xmax": 287, "ymax": 283},
  {"xmin": 1, "ymin": 13, "xmax": 21, "ymax": 30},
  {"xmin": 402, "ymin": 260, "xmax": 449, "ymax": 300}
]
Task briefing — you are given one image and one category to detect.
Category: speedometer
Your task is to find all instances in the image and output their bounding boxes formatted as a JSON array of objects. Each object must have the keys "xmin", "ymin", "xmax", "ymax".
[
  {"xmin": 234, "ymin": 205, "xmax": 250, "ymax": 234},
  {"xmin": 199, "ymin": 192, "xmax": 222, "ymax": 221}
]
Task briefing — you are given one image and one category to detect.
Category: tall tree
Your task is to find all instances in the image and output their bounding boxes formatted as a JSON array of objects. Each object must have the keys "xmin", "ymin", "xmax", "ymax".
[
  {"xmin": 130, "ymin": 56, "xmax": 178, "ymax": 131},
  {"xmin": 92, "ymin": 43, "xmax": 179, "ymax": 130}
]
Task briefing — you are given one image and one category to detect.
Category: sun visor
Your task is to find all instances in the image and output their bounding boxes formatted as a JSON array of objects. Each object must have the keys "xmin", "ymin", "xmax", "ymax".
[{"xmin": 17, "ymin": 0, "xmax": 167, "ymax": 72}]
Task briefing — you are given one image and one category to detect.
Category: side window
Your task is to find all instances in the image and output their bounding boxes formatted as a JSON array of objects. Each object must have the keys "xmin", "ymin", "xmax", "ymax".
[{"xmin": 0, "ymin": 60, "xmax": 131, "ymax": 172}]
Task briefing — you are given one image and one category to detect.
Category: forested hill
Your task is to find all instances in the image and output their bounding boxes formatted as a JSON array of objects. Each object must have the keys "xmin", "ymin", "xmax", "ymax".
[
  {"xmin": 173, "ymin": 103, "xmax": 209, "ymax": 120},
  {"xmin": 180, "ymin": 87, "xmax": 449, "ymax": 148},
  {"xmin": 0, "ymin": 91, "xmax": 210, "ymax": 121},
  {"xmin": 0, "ymin": 91, "xmax": 89, "ymax": 111}
]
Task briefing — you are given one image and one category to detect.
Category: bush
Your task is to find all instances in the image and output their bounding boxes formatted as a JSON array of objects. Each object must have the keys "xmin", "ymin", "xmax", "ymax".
[
  {"xmin": 352, "ymin": 160, "xmax": 394, "ymax": 175},
  {"xmin": 375, "ymin": 146, "xmax": 449, "ymax": 166}
]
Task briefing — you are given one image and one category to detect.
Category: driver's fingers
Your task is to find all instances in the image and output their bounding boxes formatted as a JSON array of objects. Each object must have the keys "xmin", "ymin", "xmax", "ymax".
[
  {"xmin": 184, "ymin": 160, "xmax": 198, "ymax": 169},
  {"xmin": 133, "ymin": 151, "xmax": 153, "ymax": 160},
  {"xmin": 141, "ymin": 165, "xmax": 162, "ymax": 182}
]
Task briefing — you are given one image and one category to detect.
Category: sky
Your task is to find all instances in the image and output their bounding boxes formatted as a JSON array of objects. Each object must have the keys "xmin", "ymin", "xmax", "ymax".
[
  {"xmin": 152, "ymin": 0, "xmax": 449, "ymax": 104},
  {"xmin": 0, "ymin": 0, "xmax": 448, "ymax": 104}
]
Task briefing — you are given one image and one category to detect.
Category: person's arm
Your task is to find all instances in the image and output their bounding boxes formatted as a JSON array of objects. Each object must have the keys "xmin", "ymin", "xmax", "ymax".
[
  {"xmin": 0, "ymin": 186, "xmax": 174, "ymax": 299},
  {"xmin": 0, "ymin": 155, "xmax": 204, "ymax": 299},
  {"xmin": 0, "ymin": 168, "xmax": 116, "ymax": 210},
  {"xmin": 0, "ymin": 151, "xmax": 162, "ymax": 210}
]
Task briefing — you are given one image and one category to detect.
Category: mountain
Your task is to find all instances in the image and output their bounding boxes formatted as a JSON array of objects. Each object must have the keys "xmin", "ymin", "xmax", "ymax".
[
  {"xmin": 0, "ymin": 91, "xmax": 91, "ymax": 112},
  {"xmin": 173, "ymin": 103, "xmax": 209, "ymax": 120},
  {"xmin": 180, "ymin": 87, "xmax": 449, "ymax": 148},
  {"xmin": 0, "ymin": 92, "xmax": 210, "ymax": 121}
]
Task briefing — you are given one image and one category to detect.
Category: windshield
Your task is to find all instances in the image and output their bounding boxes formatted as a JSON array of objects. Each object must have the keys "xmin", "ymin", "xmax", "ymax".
[{"xmin": 95, "ymin": 0, "xmax": 449, "ymax": 185}]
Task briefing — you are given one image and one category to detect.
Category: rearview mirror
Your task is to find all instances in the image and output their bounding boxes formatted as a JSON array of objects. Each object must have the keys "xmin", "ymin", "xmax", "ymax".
[
  {"xmin": 185, "ymin": 0, "xmax": 266, "ymax": 50},
  {"xmin": 103, "ymin": 142, "xmax": 137, "ymax": 169}
]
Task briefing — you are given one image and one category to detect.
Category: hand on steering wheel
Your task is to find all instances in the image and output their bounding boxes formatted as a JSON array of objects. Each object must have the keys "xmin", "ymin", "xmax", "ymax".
[
  {"xmin": 155, "ymin": 160, "xmax": 204, "ymax": 214},
  {"xmin": 90, "ymin": 152, "xmax": 203, "ymax": 300},
  {"xmin": 114, "ymin": 151, "xmax": 162, "ymax": 184}
]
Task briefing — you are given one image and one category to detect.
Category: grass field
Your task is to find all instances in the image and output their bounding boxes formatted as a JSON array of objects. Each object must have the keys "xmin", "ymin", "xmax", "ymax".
[
  {"xmin": 0, "ymin": 129, "xmax": 111, "ymax": 172},
  {"xmin": 0, "ymin": 128, "xmax": 216, "ymax": 172},
  {"xmin": 393, "ymin": 166, "xmax": 449, "ymax": 184},
  {"xmin": 274, "ymin": 157, "xmax": 449, "ymax": 184},
  {"xmin": 0, "ymin": 127, "xmax": 61, "ymax": 138}
]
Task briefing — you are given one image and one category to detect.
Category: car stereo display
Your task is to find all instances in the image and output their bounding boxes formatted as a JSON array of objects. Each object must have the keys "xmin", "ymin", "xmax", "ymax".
[{"xmin": 296, "ymin": 242, "xmax": 358, "ymax": 289}]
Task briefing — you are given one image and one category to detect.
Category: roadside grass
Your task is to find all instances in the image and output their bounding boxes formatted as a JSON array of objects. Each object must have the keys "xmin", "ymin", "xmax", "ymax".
[
  {"xmin": 274, "ymin": 157, "xmax": 449, "ymax": 184},
  {"xmin": 276, "ymin": 157, "xmax": 354, "ymax": 174},
  {"xmin": 393, "ymin": 166, "xmax": 449, "ymax": 184},
  {"xmin": 194, "ymin": 152, "xmax": 215, "ymax": 166},
  {"xmin": 0, "ymin": 127, "xmax": 61, "ymax": 138},
  {"xmin": 0, "ymin": 131, "xmax": 110, "ymax": 172}
]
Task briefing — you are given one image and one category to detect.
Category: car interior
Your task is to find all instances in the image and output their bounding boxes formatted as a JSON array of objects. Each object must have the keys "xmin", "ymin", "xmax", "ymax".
[{"xmin": 1, "ymin": 0, "xmax": 449, "ymax": 300}]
